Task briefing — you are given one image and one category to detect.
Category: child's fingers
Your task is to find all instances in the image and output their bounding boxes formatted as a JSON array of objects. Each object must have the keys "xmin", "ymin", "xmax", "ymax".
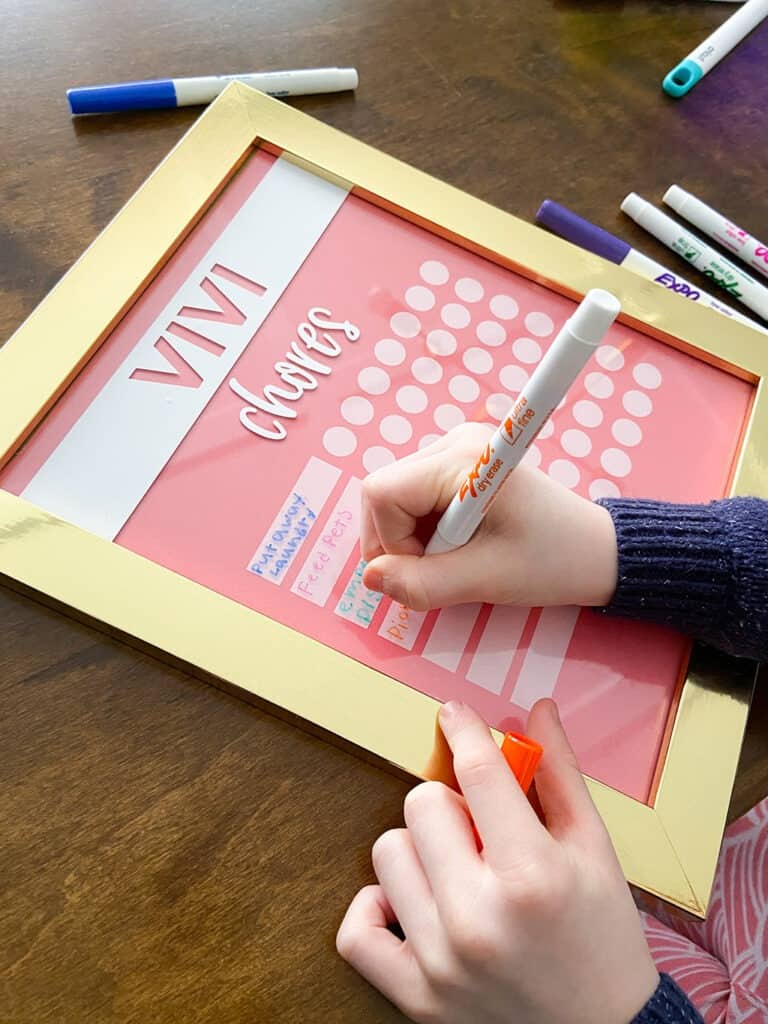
[
  {"xmin": 363, "ymin": 548, "xmax": 483, "ymax": 610},
  {"xmin": 371, "ymin": 827, "xmax": 439, "ymax": 957},
  {"xmin": 438, "ymin": 702, "xmax": 549, "ymax": 871},
  {"xmin": 403, "ymin": 781, "xmax": 480, "ymax": 908},
  {"xmin": 362, "ymin": 453, "xmax": 449, "ymax": 557},
  {"xmin": 336, "ymin": 885, "xmax": 427, "ymax": 1011},
  {"xmin": 360, "ymin": 495, "xmax": 383, "ymax": 562},
  {"xmin": 524, "ymin": 700, "xmax": 606, "ymax": 845}
]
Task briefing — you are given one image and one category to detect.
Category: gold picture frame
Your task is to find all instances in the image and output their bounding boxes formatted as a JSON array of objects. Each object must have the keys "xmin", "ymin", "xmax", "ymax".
[{"xmin": 0, "ymin": 84, "xmax": 763, "ymax": 916}]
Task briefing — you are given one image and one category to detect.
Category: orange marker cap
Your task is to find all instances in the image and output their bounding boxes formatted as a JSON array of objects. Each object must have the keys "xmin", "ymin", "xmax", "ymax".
[{"xmin": 501, "ymin": 731, "xmax": 543, "ymax": 794}]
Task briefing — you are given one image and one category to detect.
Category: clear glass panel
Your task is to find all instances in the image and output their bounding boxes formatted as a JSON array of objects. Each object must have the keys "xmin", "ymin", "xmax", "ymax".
[{"xmin": 1, "ymin": 148, "xmax": 754, "ymax": 802}]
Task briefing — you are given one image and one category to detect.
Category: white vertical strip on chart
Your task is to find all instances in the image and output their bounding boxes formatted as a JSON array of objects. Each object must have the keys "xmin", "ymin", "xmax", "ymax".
[
  {"xmin": 465, "ymin": 605, "xmax": 531, "ymax": 695},
  {"xmin": 291, "ymin": 477, "xmax": 363, "ymax": 605},
  {"xmin": 510, "ymin": 606, "xmax": 581, "ymax": 710},
  {"xmin": 248, "ymin": 457, "xmax": 341, "ymax": 586},
  {"xmin": 21, "ymin": 157, "xmax": 349, "ymax": 540},
  {"xmin": 378, "ymin": 602, "xmax": 429, "ymax": 651},
  {"xmin": 421, "ymin": 604, "xmax": 483, "ymax": 673},
  {"xmin": 335, "ymin": 559, "xmax": 385, "ymax": 628}
]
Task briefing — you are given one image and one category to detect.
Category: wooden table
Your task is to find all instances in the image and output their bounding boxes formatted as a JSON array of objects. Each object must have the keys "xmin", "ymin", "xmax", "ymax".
[{"xmin": 2, "ymin": 2, "xmax": 767, "ymax": 1020}]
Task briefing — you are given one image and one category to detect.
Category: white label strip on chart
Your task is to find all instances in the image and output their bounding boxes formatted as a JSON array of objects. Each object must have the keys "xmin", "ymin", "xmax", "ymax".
[
  {"xmin": 248, "ymin": 457, "xmax": 341, "ymax": 586},
  {"xmin": 421, "ymin": 604, "xmax": 483, "ymax": 673},
  {"xmin": 378, "ymin": 602, "xmax": 429, "ymax": 651},
  {"xmin": 509, "ymin": 606, "xmax": 581, "ymax": 711},
  {"xmin": 465, "ymin": 605, "xmax": 531, "ymax": 695},
  {"xmin": 21, "ymin": 157, "xmax": 349, "ymax": 540},
  {"xmin": 291, "ymin": 477, "xmax": 363, "ymax": 606},
  {"xmin": 335, "ymin": 559, "xmax": 385, "ymax": 629}
]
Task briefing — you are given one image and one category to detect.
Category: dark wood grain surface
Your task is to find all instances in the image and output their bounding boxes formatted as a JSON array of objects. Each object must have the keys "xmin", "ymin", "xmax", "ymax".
[{"xmin": 2, "ymin": 2, "xmax": 767, "ymax": 1020}]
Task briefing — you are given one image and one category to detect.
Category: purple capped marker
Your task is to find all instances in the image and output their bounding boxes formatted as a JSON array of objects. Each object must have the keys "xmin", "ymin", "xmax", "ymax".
[
  {"xmin": 535, "ymin": 199, "xmax": 766, "ymax": 335},
  {"xmin": 537, "ymin": 200, "xmax": 631, "ymax": 265}
]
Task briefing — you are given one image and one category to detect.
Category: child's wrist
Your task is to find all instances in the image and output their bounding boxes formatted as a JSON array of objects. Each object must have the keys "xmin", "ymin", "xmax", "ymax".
[{"xmin": 583, "ymin": 501, "xmax": 619, "ymax": 607}]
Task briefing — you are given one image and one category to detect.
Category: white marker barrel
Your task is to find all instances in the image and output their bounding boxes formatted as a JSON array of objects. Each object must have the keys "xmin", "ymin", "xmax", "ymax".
[{"xmin": 425, "ymin": 289, "xmax": 621, "ymax": 554}]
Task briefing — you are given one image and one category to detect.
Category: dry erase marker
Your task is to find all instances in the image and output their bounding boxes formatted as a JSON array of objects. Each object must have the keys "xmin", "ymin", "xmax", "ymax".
[
  {"xmin": 67, "ymin": 68, "xmax": 359, "ymax": 115},
  {"xmin": 664, "ymin": 186, "xmax": 768, "ymax": 284},
  {"xmin": 536, "ymin": 200, "xmax": 766, "ymax": 334},
  {"xmin": 501, "ymin": 733, "xmax": 543, "ymax": 794},
  {"xmin": 428, "ymin": 713, "xmax": 543, "ymax": 796},
  {"xmin": 424, "ymin": 289, "xmax": 621, "ymax": 555},
  {"xmin": 662, "ymin": 0, "xmax": 768, "ymax": 97},
  {"xmin": 621, "ymin": 193, "xmax": 768, "ymax": 321}
]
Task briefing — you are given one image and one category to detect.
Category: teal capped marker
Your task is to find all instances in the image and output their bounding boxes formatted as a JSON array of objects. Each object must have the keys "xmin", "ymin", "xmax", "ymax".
[
  {"xmin": 662, "ymin": 59, "xmax": 703, "ymax": 98},
  {"xmin": 662, "ymin": 0, "xmax": 768, "ymax": 98}
]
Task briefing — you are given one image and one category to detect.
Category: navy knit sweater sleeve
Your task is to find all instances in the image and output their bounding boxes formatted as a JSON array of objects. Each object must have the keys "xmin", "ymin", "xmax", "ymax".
[
  {"xmin": 595, "ymin": 497, "xmax": 768, "ymax": 1024},
  {"xmin": 631, "ymin": 974, "xmax": 704, "ymax": 1024},
  {"xmin": 597, "ymin": 496, "xmax": 768, "ymax": 661}
]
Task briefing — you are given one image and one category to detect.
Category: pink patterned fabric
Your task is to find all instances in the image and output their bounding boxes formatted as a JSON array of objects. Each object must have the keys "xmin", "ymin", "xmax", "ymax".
[{"xmin": 639, "ymin": 798, "xmax": 768, "ymax": 1023}]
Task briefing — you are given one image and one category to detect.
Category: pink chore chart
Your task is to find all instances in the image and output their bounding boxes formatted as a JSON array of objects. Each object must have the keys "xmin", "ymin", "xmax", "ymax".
[{"xmin": 1, "ymin": 149, "xmax": 752, "ymax": 803}]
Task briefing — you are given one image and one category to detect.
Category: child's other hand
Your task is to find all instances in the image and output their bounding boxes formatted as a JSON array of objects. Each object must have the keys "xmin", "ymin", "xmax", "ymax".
[
  {"xmin": 337, "ymin": 701, "xmax": 658, "ymax": 1024},
  {"xmin": 360, "ymin": 423, "xmax": 618, "ymax": 610}
]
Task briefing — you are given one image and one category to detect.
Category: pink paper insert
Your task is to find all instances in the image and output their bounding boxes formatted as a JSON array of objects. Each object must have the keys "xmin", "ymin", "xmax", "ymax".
[{"xmin": 2, "ymin": 148, "xmax": 753, "ymax": 802}]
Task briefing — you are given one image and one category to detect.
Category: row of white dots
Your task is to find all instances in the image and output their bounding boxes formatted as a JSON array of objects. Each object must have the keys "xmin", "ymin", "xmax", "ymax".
[
  {"xmin": 363, "ymin": 362, "xmax": 657, "ymax": 416},
  {"xmin": 325, "ymin": 432, "xmax": 623, "ymax": 500},
  {"xmin": 523, "ymin": 446, "xmax": 626, "ymax": 493}
]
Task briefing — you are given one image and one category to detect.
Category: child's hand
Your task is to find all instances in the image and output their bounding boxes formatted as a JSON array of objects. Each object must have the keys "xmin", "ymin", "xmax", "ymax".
[
  {"xmin": 360, "ymin": 423, "xmax": 618, "ymax": 610},
  {"xmin": 337, "ymin": 701, "xmax": 659, "ymax": 1024}
]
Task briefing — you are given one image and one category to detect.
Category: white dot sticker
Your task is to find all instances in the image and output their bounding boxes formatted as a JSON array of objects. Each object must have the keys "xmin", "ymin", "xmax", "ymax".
[
  {"xmin": 548, "ymin": 459, "xmax": 581, "ymax": 489},
  {"xmin": 477, "ymin": 320, "xmax": 507, "ymax": 347},
  {"xmin": 589, "ymin": 478, "xmax": 621, "ymax": 500},
  {"xmin": 390, "ymin": 312, "xmax": 421, "ymax": 338},
  {"xmin": 490, "ymin": 294, "xmax": 519, "ymax": 320},
  {"xmin": 561, "ymin": 429, "xmax": 592, "ymax": 458},
  {"xmin": 455, "ymin": 277, "xmax": 484, "ymax": 303},
  {"xmin": 633, "ymin": 363, "xmax": 662, "ymax": 389},
  {"xmin": 485, "ymin": 393, "xmax": 509, "ymax": 421},
  {"xmin": 538, "ymin": 418, "xmax": 555, "ymax": 440},
  {"xmin": 573, "ymin": 399, "xmax": 603, "ymax": 428},
  {"xmin": 341, "ymin": 396, "xmax": 374, "ymax": 425},
  {"xmin": 323, "ymin": 426, "xmax": 357, "ymax": 458},
  {"xmin": 601, "ymin": 448, "xmax": 632, "ymax": 477},
  {"xmin": 397, "ymin": 385, "xmax": 428, "ymax": 414},
  {"xmin": 418, "ymin": 434, "xmax": 441, "ymax": 450},
  {"xmin": 441, "ymin": 303, "xmax": 471, "ymax": 329},
  {"xmin": 524, "ymin": 312, "xmax": 554, "ymax": 337},
  {"xmin": 449, "ymin": 375, "xmax": 480, "ymax": 403},
  {"xmin": 363, "ymin": 446, "xmax": 396, "ymax": 473},
  {"xmin": 412, "ymin": 356, "xmax": 443, "ymax": 384},
  {"xmin": 524, "ymin": 445, "xmax": 542, "ymax": 469},
  {"xmin": 596, "ymin": 345, "xmax": 625, "ymax": 371},
  {"xmin": 381, "ymin": 415, "xmax": 413, "ymax": 445},
  {"xmin": 499, "ymin": 365, "xmax": 529, "ymax": 392},
  {"xmin": 623, "ymin": 390, "xmax": 653, "ymax": 417},
  {"xmin": 512, "ymin": 337, "xmax": 542, "ymax": 364},
  {"xmin": 375, "ymin": 338, "xmax": 406, "ymax": 366},
  {"xmin": 358, "ymin": 367, "xmax": 391, "ymax": 395},
  {"xmin": 420, "ymin": 260, "xmax": 449, "ymax": 285},
  {"xmin": 585, "ymin": 372, "xmax": 614, "ymax": 399},
  {"xmin": 463, "ymin": 347, "xmax": 493, "ymax": 374},
  {"xmin": 611, "ymin": 419, "xmax": 642, "ymax": 447},
  {"xmin": 434, "ymin": 404, "xmax": 465, "ymax": 432},
  {"xmin": 405, "ymin": 285, "xmax": 435, "ymax": 312},
  {"xmin": 427, "ymin": 329, "xmax": 457, "ymax": 357}
]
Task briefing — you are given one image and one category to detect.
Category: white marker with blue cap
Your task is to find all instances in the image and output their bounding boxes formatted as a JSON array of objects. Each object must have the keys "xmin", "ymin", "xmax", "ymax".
[{"xmin": 67, "ymin": 67, "xmax": 359, "ymax": 115}]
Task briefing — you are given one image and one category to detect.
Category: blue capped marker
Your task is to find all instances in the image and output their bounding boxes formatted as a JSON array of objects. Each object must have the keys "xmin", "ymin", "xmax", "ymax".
[{"xmin": 67, "ymin": 67, "xmax": 359, "ymax": 115}]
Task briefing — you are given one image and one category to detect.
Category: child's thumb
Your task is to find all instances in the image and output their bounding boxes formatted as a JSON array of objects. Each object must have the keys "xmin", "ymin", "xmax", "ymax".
[{"xmin": 363, "ymin": 551, "xmax": 477, "ymax": 611}]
